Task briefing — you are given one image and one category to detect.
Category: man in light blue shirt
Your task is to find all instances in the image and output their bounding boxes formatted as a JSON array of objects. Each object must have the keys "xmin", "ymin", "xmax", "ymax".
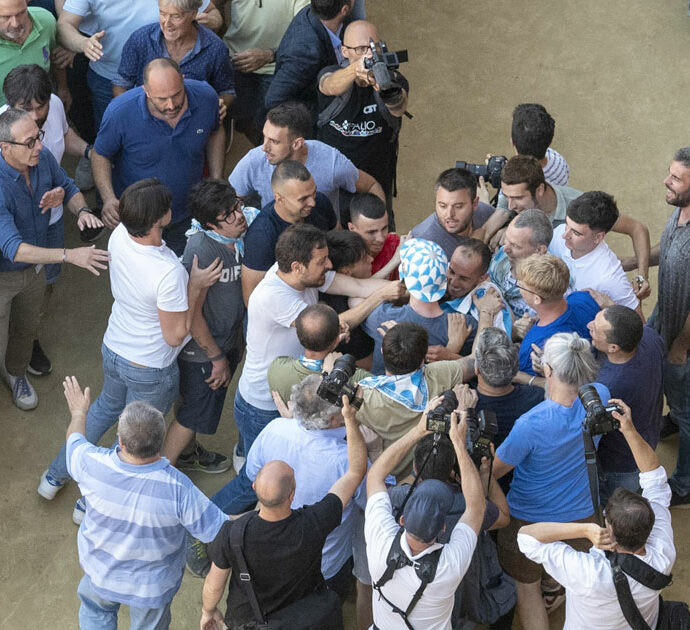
[{"xmin": 63, "ymin": 375, "xmax": 227, "ymax": 630}]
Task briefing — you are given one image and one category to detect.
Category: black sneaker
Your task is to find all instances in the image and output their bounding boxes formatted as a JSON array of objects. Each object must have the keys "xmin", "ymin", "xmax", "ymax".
[
  {"xmin": 177, "ymin": 442, "xmax": 230, "ymax": 474},
  {"xmin": 660, "ymin": 414, "xmax": 679, "ymax": 440},
  {"xmin": 27, "ymin": 340, "xmax": 51, "ymax": 376},
  {"xmin": 670, "ymin": 490, "xmax": 690, "ymax": 508},
  {"xmin": 186, "ymin": 534, "xmax": 211, "ymax": 578}
]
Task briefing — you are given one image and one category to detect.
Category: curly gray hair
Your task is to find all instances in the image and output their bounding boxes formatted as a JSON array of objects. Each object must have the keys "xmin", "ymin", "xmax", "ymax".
[{"xmin": 288, "ymin": 374, "xmax": 341, "ymax": 430}]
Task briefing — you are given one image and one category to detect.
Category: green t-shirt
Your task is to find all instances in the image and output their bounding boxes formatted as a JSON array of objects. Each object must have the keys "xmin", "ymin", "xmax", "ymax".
[
  {"xmin": 358, "ymin": 360, "xmax": 469, "ymax": 478},
  {"xmin": 267, "ymin": 356, "xmax": 371, "ymax": 407},
  {"xmin": 0, "ymin": 8, "xmax": 56, "ymax": 107}
]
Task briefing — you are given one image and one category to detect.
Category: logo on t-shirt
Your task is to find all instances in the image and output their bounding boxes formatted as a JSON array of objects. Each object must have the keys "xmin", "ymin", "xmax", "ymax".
[
  {"xmin": 363, "ymin": 104, "xmax": 378, "ymax": 114},
  {"xmin": 196, "ymin": 129, "xmax": 204, "ymax": 134},
  {"xmin": 329, "ymin": 119, "xmax": 383, "ymax": 138},
  {"xmin": 42, "ymin": 46, "xmax": 49, "ymax": 63}
]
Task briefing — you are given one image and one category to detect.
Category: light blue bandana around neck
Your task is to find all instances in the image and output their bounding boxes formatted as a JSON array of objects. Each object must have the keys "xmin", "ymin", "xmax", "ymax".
[
  {"xmin": 299, "ymin": 356, "xmax": 324, "ymax": 372},
  {"xmin": 185, "ymin": 207, "xmax": 260, "ymax": 262},
  {"xmin": 358, "ymin": 367, "xmax": 428, "ymax": 412}
]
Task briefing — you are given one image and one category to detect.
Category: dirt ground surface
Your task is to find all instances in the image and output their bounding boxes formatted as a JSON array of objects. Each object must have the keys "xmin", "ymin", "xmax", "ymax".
[{"xmin": 1, "ymin": 1, "xmax": 689, "ymax": 628}]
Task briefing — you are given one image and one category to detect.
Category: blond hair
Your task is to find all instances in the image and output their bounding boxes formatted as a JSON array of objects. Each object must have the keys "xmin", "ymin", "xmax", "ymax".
[{"xmin": 516, "ymin": 253, "xmax": 569, "ymax": 301}]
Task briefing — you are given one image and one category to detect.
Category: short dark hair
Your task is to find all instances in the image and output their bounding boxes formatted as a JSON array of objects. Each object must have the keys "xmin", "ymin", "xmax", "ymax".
[
  {"xmin": 349, "ymin": 192, "xmax": 387, "ymax": 223},
  {"xmin": 454, "ymin": 238, "xmax": 491, "ymax": 275},
  {"xmin": 143, "ymin": 57, "xmax": 183, "ymax": 84},
  {"xmin": 3, "ymin": 64, "xmax": 52, "ymax": 108},
  {"xmin": 118, "ymin": 178, "xmax": 172, "ymax": 237},
  {"xmin": 295, "ymin": 304, "xmax": 340, "ymax": 351},
  {"xmin": 275, "ymin": 223, "xmax": 327, "ymax": 272},
  {"xmin": 414, "ymin": 433, "xmax": 457, "ymax": 482},
  {"xmin": 326, "ymin": 229, "xmax": 367, "ymax": 271},
  {"xmin": 271, "ymin": 159, "xmax": 312, "ymax": 190},
  {"xmin": 382, "ymin": 322, "xmax": 428, "ymax": 374},
  {"xmin": 511, "ymin": 103, "xmax": 555, "ymax": 160},
  {"xmin": 188, "ymin": 179, "xmax": 237, "ymax": 228},
  {"xmin": 435, "ymin": 167, "xmax": 477, "ymax": 199},
  {"xmin": 673, "ymin": 147, "xmax": 690, "ymax": 168},
  {"xmin": 310, "ymin": 0, "xmax": 349, "ymax": 20},
  {"xmin": 266, "ymin": 101, "xmax": 312, "ymax": 140},
  {"xmin": 566, "ymin": 191, "xmax": 619, "ymax": 233},
  {"xmin": 605, "ymin": 487, "xmax": 655, "ymax": 552},
  {"xmin": 500, "ymin": 155, "xmax": 545, "ymax": 195},
  {"xmin": 602, "ymin": 305, "xmax": 643, "ymax": 353}
]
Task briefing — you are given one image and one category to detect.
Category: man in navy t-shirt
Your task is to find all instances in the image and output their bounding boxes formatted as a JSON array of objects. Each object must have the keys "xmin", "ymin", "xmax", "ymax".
[
  {"xmin": 587, "ymin": 305, "xmax": 664, "ymax": 504},
  {"xmin": 240, "ymin": 160, "xmax": 336, "ymax": 305},
  {"xmin": 516, "ymin": 254, "xmax": 600, "ymax": 374}
]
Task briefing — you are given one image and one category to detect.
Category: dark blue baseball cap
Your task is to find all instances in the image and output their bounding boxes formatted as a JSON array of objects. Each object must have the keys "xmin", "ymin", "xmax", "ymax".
[{"xmin": 402, "ymin": 479, "xmax": 455, "ymax": 543}]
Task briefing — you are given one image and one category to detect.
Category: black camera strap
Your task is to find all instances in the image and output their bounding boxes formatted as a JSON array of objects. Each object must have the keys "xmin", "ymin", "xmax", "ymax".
[
  {"xmin": 393, "ymin": 433, "xmax": 440, "ymax": 520},
  {"xmin": 583, "ymin": 429, "xmax": 604, "ymax": 526}
]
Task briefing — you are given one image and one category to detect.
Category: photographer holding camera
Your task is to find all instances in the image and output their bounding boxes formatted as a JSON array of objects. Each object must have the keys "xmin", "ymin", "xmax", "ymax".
[
  {"xmin": 318, "ymin": 20, "xmax": 408, "ymax": 220},
  {"xmin": 517, "ymin": 399, "xmax": 677, "ymax": 630},
  {"xmin": 491, "ymin": 332, "xmax": 609, "ymax": 630},
  {"xmin": 364, "ymin": 393, "xmax": 485, "ymax": 630}
]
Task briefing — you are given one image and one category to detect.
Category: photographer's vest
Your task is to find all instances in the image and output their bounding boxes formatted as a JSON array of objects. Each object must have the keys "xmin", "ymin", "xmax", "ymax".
[{"xmin": 372, "ymin": 527, "xmax": 443, "ymax": 630}]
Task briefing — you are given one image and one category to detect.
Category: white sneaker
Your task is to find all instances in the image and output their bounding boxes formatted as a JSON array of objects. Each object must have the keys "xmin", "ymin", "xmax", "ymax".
[
  {"xmin": 232, "ymin": 442, "xmax": 246, "ymax": 473},
  {"xmin": 6, "ymin": 372, "xmax": 38, "ymax": 410},
  {"xmin": 38, "ymin": 469, "xmax": 66, "ymax": 500},
  {"xmin": 73, "ymin": 497, "xmax": 86, "ymax": 525}
]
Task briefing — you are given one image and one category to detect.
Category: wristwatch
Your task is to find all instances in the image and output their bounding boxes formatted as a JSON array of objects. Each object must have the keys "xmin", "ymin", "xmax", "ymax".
[
  {"xmin": 633, "ymin": 275, "xmax": 645, "ymax": 288},
  {"xmin": 77, "ymin": 207, "xmax": 92, "ymax": 217},
  {"xmin": 84, "ymin": 143, "xmax": 93, "ymax": 160}
]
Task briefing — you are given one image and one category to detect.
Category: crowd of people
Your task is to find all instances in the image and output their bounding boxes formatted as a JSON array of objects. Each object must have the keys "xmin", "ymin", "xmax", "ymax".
[{"xmin": 1, "ymin": 0, "xmax": 688, "ymax": 629}]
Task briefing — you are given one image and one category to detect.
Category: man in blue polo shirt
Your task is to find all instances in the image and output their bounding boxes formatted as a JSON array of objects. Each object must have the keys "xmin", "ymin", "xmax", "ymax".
[{"xmin": 92, "ymin": 56, "xmax": 225, "ymax": 255}]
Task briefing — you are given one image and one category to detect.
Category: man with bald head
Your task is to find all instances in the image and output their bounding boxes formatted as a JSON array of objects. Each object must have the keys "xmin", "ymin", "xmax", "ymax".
[
  {"xmin": 240, "ymin": 159, "xmax": 336, "ymax": 304},
  {"xmin": 200, "ymin": 394, "xmax": 367, "ymax": 629},
  {"xmin": 318, "ymin": 19, "xmax": 408, "ymax": 217},
  {"xmin": 92, "ymin": 57, "xmax": 225, "ymax": 255}
]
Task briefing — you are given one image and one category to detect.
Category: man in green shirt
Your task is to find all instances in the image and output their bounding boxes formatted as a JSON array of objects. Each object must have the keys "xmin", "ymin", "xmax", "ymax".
[{"xmin": 0, "ymin": 0, "xmax": 67, "ymax": 107}]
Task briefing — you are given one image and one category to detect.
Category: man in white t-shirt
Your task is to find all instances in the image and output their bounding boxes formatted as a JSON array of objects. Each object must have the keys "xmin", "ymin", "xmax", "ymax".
[
  {"xmin": 230, "ymin": 223, "xmax": 397, "ymax": 485},
  {"xmin": 518, "ymin": 399, "xmax": 675, "ymax": 630},
  {"xmin": 1, "ymin": 63, "xmax": 100, "ymax": 377},
  {"xmin": 38, "ymin": 178, "xmax": 221, "ymax": 516},
  {"xmin": 548, "ymin": 191, "xmax": 642, "ymax": 317},
  {"xmin": 364, "ymin": 399, "xmax": 485, "ymax": 630}
]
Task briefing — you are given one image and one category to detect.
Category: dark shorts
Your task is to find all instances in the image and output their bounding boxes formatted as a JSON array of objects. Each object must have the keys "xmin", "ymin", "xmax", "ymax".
[
  {"xmin": 177, "ymin": 346, "xmax": 242, "ymax": 434},
  {"xmin": 497, "ymin": 513, "xmax": 595, "ymax": 583}
]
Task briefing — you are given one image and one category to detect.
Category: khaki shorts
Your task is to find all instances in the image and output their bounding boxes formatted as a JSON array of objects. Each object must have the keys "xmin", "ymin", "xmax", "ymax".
[{"xmin": 497, "ymin": 513, "xmax": 595, "ymax": 583}]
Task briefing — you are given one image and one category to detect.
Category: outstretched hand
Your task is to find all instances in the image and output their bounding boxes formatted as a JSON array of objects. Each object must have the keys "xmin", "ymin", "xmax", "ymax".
[{"xmin": 63, "ymin": 376, "xmax": 90, "ymax": 418}]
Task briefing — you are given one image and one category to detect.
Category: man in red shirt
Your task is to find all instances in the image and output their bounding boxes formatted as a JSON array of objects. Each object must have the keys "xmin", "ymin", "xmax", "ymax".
[{"xmin": 347, "ymin": 193, "xmax": 400, "ymax": 279}]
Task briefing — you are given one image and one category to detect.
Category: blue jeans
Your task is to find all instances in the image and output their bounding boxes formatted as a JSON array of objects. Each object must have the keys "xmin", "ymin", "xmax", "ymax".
[
  {"xmin": 210, "ymin": 391, "xmax": 278, "ymax": 513},
  {"xmin": 48, "ymin": 343, "xmax": 179, "ymax": 482},
  {"xmin": 666, "ymin": 358, "xmax": 690, "ymax": 495},
  {"xmin": 86, "ymin": 68, "xmax": 114, "ymax": 133},
  {"xmin": 77, "ymin": 574, "xmax": 171, "ymax": 630},
  {"xmin": 598, "ymin": 469, "xmax": 641, "ymax": 507}
]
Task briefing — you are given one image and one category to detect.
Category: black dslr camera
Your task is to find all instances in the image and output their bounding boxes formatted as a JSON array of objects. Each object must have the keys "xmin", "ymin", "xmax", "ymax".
[
  {"xmin": 579, "ymin": 385, "xmax": 621, "ymax": 436},
  {"xmin": 426, "ymin": 389, "xmax": 458, "ymax": 434},
  {"xmin": 466, "ymin": 409, "xmax": 498, "ymax": 467},
  {"xmin": 363, "ymin": 38, "xmax": 409, "ymax": 91},
  {"xmin": 316, "ymin": 354, "xmax": 362, "ymax": 409},
  {"xmin": 455, "ymin": 155, "xmax": 508, "ymax": 189}
]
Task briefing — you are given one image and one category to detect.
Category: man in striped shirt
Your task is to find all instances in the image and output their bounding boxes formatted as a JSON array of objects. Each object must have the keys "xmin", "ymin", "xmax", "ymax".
[{"xmin": 63, "ymin": 375, "xmax": 227, "ymax": 630}]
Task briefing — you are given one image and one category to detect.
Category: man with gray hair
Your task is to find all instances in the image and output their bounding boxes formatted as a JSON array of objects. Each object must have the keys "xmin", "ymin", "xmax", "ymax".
[
  {"xmin": 488, "ymin": 208, "xmax": 554, "ymax": 330},
  {"xmin": 474, "ymin": 327, "xmax": 544, "ymax": 491},
  {"xmin": 62, "ymin": 376, "xmax": 227, "ymax": 629},
  {"xmin": 193, "ymin": 374, "xmax": 367, "ymax": 600}
]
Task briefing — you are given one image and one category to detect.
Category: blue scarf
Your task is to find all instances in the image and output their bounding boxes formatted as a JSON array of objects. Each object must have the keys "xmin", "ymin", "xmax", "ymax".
[
  {"xmin": 358, "ymin": 367, "xmax": 428, "ymax": 412},
  {"xmin": 299, "ymin": 356, "xmax": 324, "ymax": 372},
  {"xmin": 184, "ymin": 207, "xmax": 260, "ymax": 262},
  {"xmin": 440, "ymin": 281, "xmax": 513, "ymax": 337}
]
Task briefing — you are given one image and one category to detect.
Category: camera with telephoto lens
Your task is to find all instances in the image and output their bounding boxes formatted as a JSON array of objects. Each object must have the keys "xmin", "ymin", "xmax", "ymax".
[
  {"xmin": 578, "ymin": 385, "xmax": 621, "ymax": 436},
  {"xmin": 466, "ymin": 409, "xmax": 498, "ymax": 467},
  {"xmin": 426, "ymin": 389, "xmax": 458, "ymax": 434},
  {"xmin": 363, "ymin": 38, "xmax": 409, "ymax": 92},
  {"xmin": 316, "ymin": 354, "xmax": 362, "ymax": 409},
  {"xmin": 455, "ymin": 155, "xmax": 508, "ymax": 189}
]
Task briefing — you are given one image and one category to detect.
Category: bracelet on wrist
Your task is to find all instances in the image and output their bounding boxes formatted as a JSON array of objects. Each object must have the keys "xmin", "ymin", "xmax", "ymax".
[
  {"xmin": 77, "ymin": 207, "xmax": 92, "ymax": 217},
  {"xmin": 208, "ymin": 353, "xmax": 224, "ymax": 362},
  {"xmin": 62, "ymin": 248, "xmax": 67, "ymax": 263},
  {"xmin": 528, "ymin": 375, "xmax": 536, "ymax": 386},
  {"xmin": 84, "ymin": 143, "xmax": 93, "ymax": 160}
]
